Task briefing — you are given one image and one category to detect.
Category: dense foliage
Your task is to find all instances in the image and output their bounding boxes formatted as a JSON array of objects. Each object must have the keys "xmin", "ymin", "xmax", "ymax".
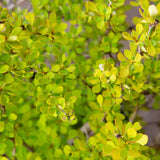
[{"xmin": 0, "ymin": 0, "xmax": 160, "ymax": 159}]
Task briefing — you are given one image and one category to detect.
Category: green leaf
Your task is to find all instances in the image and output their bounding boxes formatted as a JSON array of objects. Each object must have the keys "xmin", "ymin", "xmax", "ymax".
[
  {"xmin": 97, "ymin": 94, "xmax": 103, "ymax": 106},
  {"xmin": 88, "ymin": 102, "xmax": 99, "ymax": 110},
  {"xmin": 115, "ymin": 98, "xmax": 122, "ymax": 104},
  {"xmin": 102, "ymin": 142, "xmax": 114, "ymax": 156},
  {"xmin": 54, "ymin": 35, "xmax": 69, "ymax": 44},
  {"xmin": 124, "ymin": 49, "xmax": 132, "ymax": 60},
  {"xmin": 15, "ymin": 133, "xmax": 23, "ymax": 146},
  {"xmin": 51, "ymin": 64, "xmax": 61, "ymax": 72},
  {"xmin": 110, "ymin": 74, "xmax": 116, "ymax": 82},
  {"xmin": 122, "ymin": 32, "xmax": 133, "ymax": 41},
  {"xmin": 4, "ymin": 73, "xmax": 14, "ymax": 84},
  {"xmin": 105, "ymin": 7, "xmax": 112, "ymax": 15},
  {"xmin": 0, "ymin": 157, "xmax": 8, "ymax": 160},
  {"xmin": 117, "ymin": 52, "xmax": 127, "ymax": 61},
  {"xmin": 66, "ymin": 65, "xmax": 76, "ymax": 72},
  {"xmin": 140, "ymin": 0, "xmax": 149, "ymax": 11},
  {"xmin": 48, "ymin": 12, "xmax": 57, "ymax": 27},
  {"xmin": 0, "ymin": 121, "xmax": 5, "ymax": 132},
  {"xmin": 54, "ymin": 86, "xmax": 63, "ymax": 93},
  {"xmin": 69, "ymin": 96, "xmax": 77, "ymax": 104},
  {"xmin": 97, "ymin": 18, "xmax": 105, "ymax": 30},
  {"xmin": 157, "ymin": 3, "xmax": 160, "ymax": 15},
  {"xmin": 0, "ymin": 143, "xmax": 7, "ymax": 154},
  {"xmin": 127, "ymin": 128, "xmax": 137, "ymax": 139},
  {"xmin": 0, "ymin": 24, "xmax": 5, "ymax": 31},
  {"xmin": 106, "ymin": 122, "xmax": 116, "ymax": 132},
  {"xmin": 0, "ymin": 94, "xmax": 9, "ymax": 105},
  {"xmin": 64, "ymin": 145, "xmax": 72, "ymax": 157},
  {"xmin": 35, "ymin": 156, "xmax": 42, "ymax": 160},
  {"xmin": 129, "ymin": 150, "xmax": 141, "ymax": 158},
  {"xmin": 25, "ymin": 12, "xmax": 35, "ymax": 25},
  {"xmin": 85, "ymin": 1, "xmax": 97, "ymax": 12},
  {"xmin": 115, "ymin": 118, "xmax": 123, "ymax": 131},
  {"xmin": 7, "ymin": 35, "xmax": 18, "ymax": 41},
  {"xmin": 10, "ymin": 27, "xmax": 22, "ymax": 36},
  {"xmin": 134, "ymin": 53, "xmax": 141, "ymax": 62},
  {"xmin": 92, "ymin": 84, "xmax": 101, "ymax": 93},
  {"xmin": 136, "ymin": 23, "xmax": 143, "ymax": 35},
  {"xmin": 132, "ymin": 122, "xmax": 141, "ymax": 131},
  {"xmin": 6, "ymin": 41, "xmax": 21, "ymax": 49},
  {"xmin": 125, "ymin": 121, "xmax": 133, "ymax": 130},
  {"xmin": 88, "ymin": 137, "xmax": 97, "ymax": 146},
  {"xmin": 55, "ymin": 23, "xmax": 68, "ymax": 33},
  {"xmin": 147, "ymin": 43, "xmax": 156, "ymax": 56},
  {"xmin": 9, "ymin": 113, "xmax": 17, "ymax": 120},
  {"xmin": 134, "ymin": 63, "xmax": 144, "ymax": 73},
  {"xmin": 130, "ymin": 1, "xmax": 139, "ymax": 6},
  {"xmin": 0, "ymin": 64, "xmax": 9, "ymax": 73},
  {"xmin": 120, "ymin": 65, "xmax": 129, "ymax": 77},
  {"xmin": 112, "ymin": 148, "xmax": 121, "ymax": 160},
  {"xmin": 0, "ymin": 35, "xmax": 5, "ymax": 43}
]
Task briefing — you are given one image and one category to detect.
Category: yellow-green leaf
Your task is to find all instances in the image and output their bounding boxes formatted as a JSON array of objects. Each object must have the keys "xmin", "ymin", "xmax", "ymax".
[
  {"xmin": 134, "ymin": 63, "xmax": 144, "ymax": 73},
  {"xmin": 97, "ymin": 18, "xmax": 104, "ymax": 30},
  {"xmin": 120, "ymin": 65, "xmax": 129, "ymax": 78},
  {"xmin": 102, "ymin": 143, "xmax": 114, "ymax": 156},
  {"xmin": 124, "ymin": 49, "xmax": 132, "ymax": 60},
  {"xmin": 64, "ymin": 145, "xmax": 72, "ymax": 157},
  {"xmin": 115, "ymin": 98, "xmax": 122, "ymax": 104},
  {"xmin": 127, "ymin": 128, "xmax": 137, "ymax": 139},
  {"xmin": 49, "ymin": 12, "xmax": 57, "ymax": 27},
  {"xmin": 0, "ymin": 24, "xmax": 4, "ymax": 31},
  {"xmin": 136, "ymin": 134, "xmax": 148, "ymax": 145},
  {"xmin": 8, "ymin": 35, "xmax": 17, "ymax": 41},
  {"xmin": 133, "ymin": 122, "xmax": 142, "ymax": 131},
  {"xmin": 148, "ymin": 43, "xmax": 156, "ymax": 56},
  {"xmin": 66, "ymin": 65, "xmax": 76, "ymax": 72},
  {"xmin": 134, "ymin": 53, "xmax": 141, "ymax": 62},
  {"xmin": 0, "ymin": 35, "xmax": 5, "ymax": 43},
  {"xmin": 112, "ymin": 148, "xmax": 121, "ymax": 160},
  {"xmin": 0, "ymin": 121, "xmax": 5, "ymax": 132},
  {"xmin": 51, "ymin": 65, "xmax": 61, "ymax": 72},
  {"xmin": 92, "ymin": 84, "xmax": 101, "ymax": 93},
  {"xmin": 136, "ymin": 23, "xmax": 143, "ymax": 35},
  {"xmin": 97, "ymin": 94, "xmax": 103, "ymax": 106},
  {"xmin": 157, "ymin": 3, "xmax": 160, "ymax": 15},
  {"xmin": 25, "ymin": 12, "xmax": 35, "ymax": 25},
  {"xmin": 130, "ymin": 1, "xmax": 139, "ymax": 6},
  {"xmin": 110, "ymin": 74, "xmax": 116, "ymax": 82},
  {"xmin": 55, "ymin": 23, "xmax": 68, "ymax": 33},
  {"xmin": 9, "ymin": 113, "xmax": 17, "ymax": 120},
  {"xmin": 69, "ymin": 96, "xmax": 77, "ymax": 104},
  {"xmin": 117, "ymin": 52, "xmax": 127, "ymax": 61},
  {"xmin": 0, "ymin": 64, "xmax": 9, "ymax": 73},
  {"xmin": 85, "ymin": 1, "xmax": 97, "ymax": 12},
  {"xmin": 122, "ymin": 32, "xmax": 133, "ymax": 41},
  {"xmin": 129, "ymin": 150, "xmax": 141, "ymax": 158},
  {"xmin": 0, "ymin": 157, "xmax": 8, "ymax": 160},
  {"xmin": 140, "ymin": 0, "xmax": 149, "ymax": 11}
]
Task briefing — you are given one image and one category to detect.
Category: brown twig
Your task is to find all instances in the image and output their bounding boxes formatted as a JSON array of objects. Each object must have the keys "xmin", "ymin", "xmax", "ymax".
[
  {"xmin": 129, "ymin": 105, "xmax": 139, "ymax": 123},
  {"xmin": 0, "ymin": 104, "xmax": 5, "ymax": 114}
]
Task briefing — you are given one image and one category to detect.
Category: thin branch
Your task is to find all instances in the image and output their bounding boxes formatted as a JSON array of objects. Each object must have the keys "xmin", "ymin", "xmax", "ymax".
[
  {"xmin": 81, "ymin": 80, "xmax": 92, "ymax": 89},
  {"xmin": 129, "ymin": 105, "xmax": 139, "ymax": 123},
  {"xmin": 108, "ymin": 52, "xmax": 116, "ymax": 61},
  {"xmin": 0, "ymin": 104, "xmax": 5, "ymax": 114}
]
